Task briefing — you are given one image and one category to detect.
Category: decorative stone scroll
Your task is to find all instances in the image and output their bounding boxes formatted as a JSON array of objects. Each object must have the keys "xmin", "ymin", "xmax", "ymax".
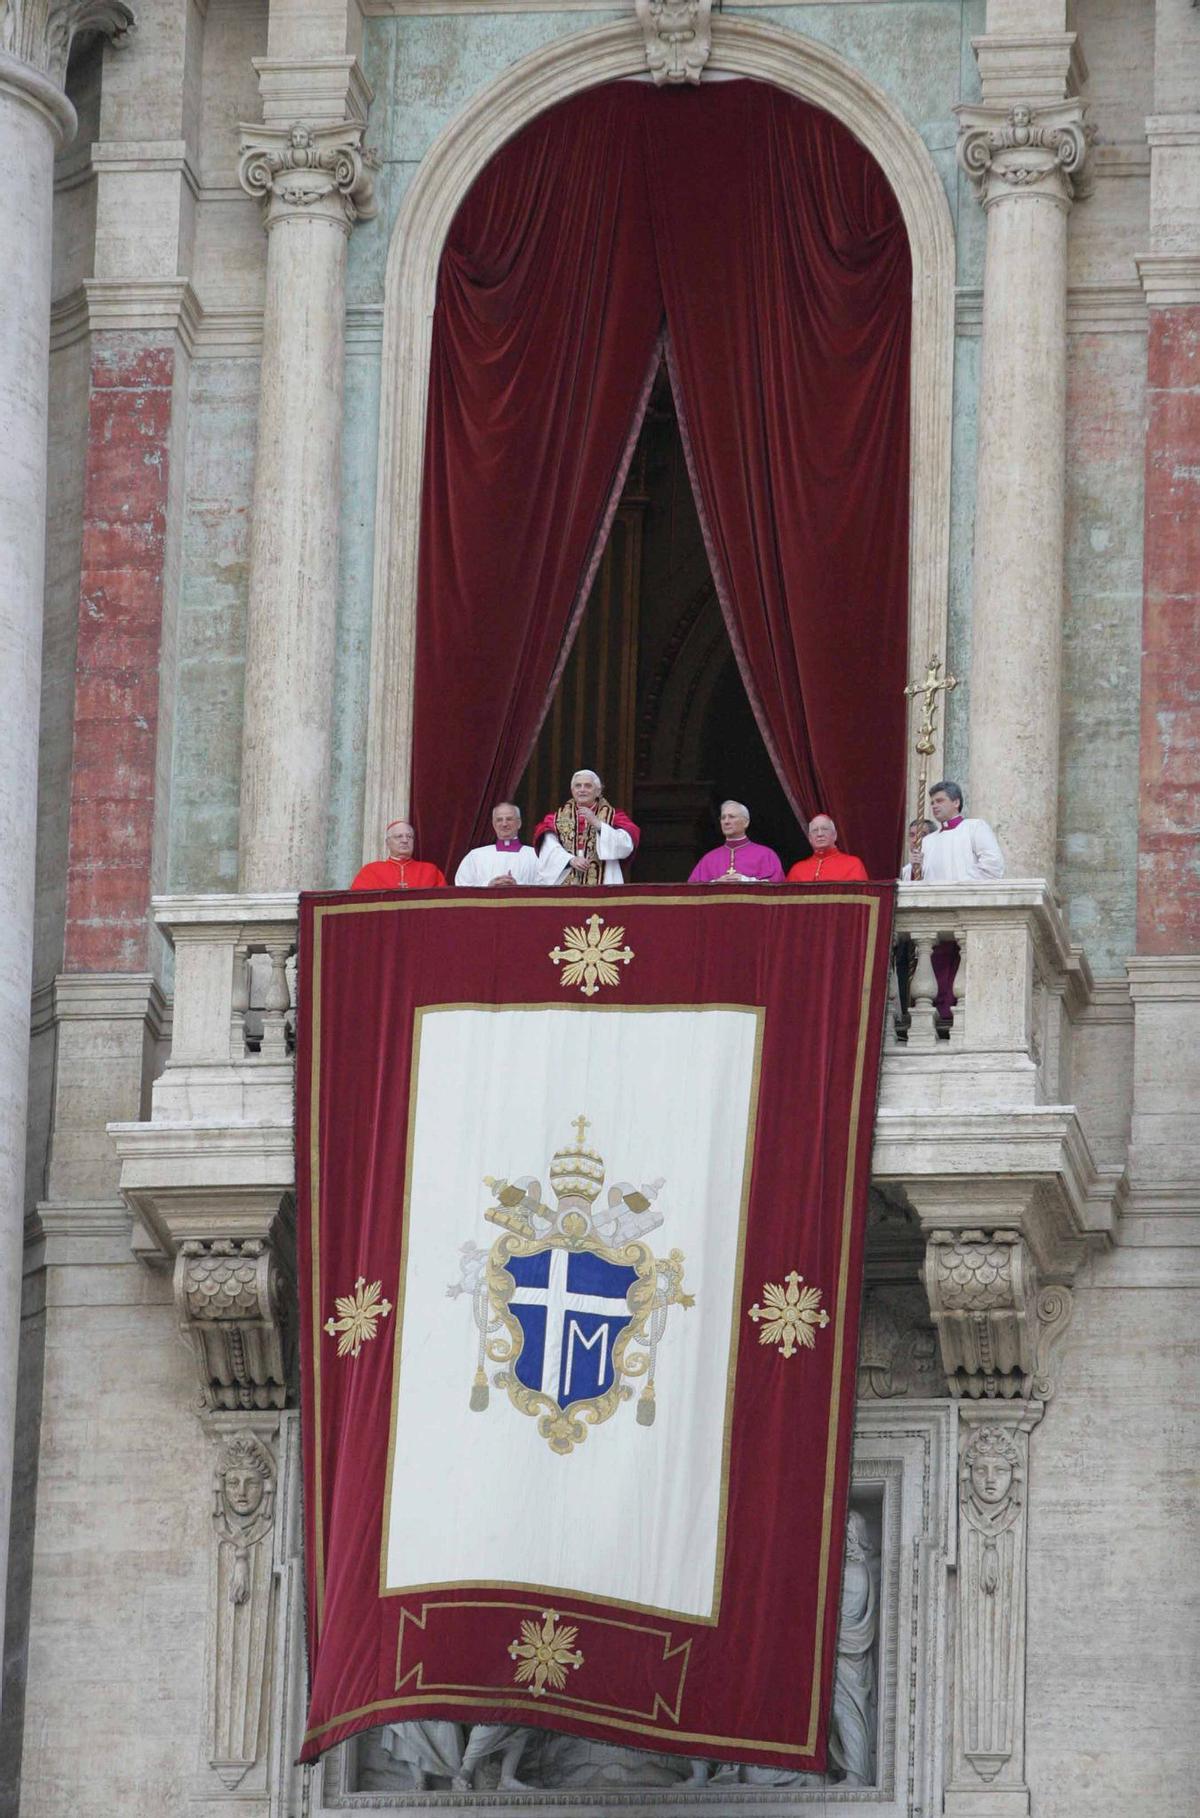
[
  {"xmin": 0, "ymin": 0, "xmax": 133, "ymax": 86},
  {"xmin": 175, "ymin": 1234, "xmax": 293, "ymax": 1411},
  {"xmin": 238, "ymin": 120, "xmax": 380, "ymax": 229},
  {"xmin": 947, "ymin": 1404, "xmax": 1041, "ymax": 1808},
  {"xmin": 924, "ymin": 1229, "xmax": 1073, "ymax": 1400},
  {"xmin": 956, "ymin": 99, "xmax": 1095, "ymax": 209},
  {"xmin": 635, "ymin": 0, "xmax": 713, "ymax": 87},
  {"xmin": 203, "ymin": 1419, "xmax": 280, "ymax": 1793}
]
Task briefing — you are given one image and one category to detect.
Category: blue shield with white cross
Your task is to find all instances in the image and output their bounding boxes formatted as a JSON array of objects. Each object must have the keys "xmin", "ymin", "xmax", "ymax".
[{"xmin": 505, "ymin": 1245, "xmax": 639, "ymax": 1409}]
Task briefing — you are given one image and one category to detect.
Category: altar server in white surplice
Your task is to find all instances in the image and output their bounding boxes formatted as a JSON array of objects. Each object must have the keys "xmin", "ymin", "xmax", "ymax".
[
  {"xmin": 903, "ymin": 779, "xmax": 1005, "ymax": 884},
  {"xmin": 454, "ymin": 802, "xmax": 539, "ymax": 888}
]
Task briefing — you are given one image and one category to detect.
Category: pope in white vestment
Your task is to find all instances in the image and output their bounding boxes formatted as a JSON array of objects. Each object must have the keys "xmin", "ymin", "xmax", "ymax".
[
  {"xmin": 533, "ymin": 769, "xmax": 639, "ymax": 887},
  {"xmin": 454, "ymin": 803, "xmax": 539, "ymax": 887}
]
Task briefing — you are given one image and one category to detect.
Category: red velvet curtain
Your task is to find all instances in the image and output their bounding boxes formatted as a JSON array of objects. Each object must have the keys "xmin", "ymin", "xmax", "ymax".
[
  {"xmin": 411, "ymin": 82, "xmax": 911, "ymax": 880},
  {"xmin": 411, "ymin": 89, "xmax": 662, "ymax": 874}
]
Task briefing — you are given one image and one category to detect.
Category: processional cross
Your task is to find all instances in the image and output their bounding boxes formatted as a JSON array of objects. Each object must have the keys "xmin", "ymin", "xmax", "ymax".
[{"xmin": 904, "ymin": 656, "xmax": 957, "ymax": 880}]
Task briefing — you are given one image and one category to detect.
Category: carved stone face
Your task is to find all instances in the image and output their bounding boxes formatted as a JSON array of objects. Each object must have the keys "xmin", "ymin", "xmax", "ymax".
[
  {"xmin": 224, "ymin": 1468, "xmax": 265, "ymax": 1517},
  {"xmin": 970, "ymin": 1453, "xmax": 1013, "ymax": 1505}
]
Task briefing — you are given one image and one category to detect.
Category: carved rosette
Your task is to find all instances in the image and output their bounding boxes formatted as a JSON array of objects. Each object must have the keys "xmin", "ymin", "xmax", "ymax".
[
  {"xmin": 635, "ymin": 0, "xmax": 713, "ymax": 87},
  {"xmin": 923, "ymin": 1228, "xmax": 1072, "ymax": 1400},
  {"xmin": 237, "ymin": 120, "xmax": 380, "ymax": 231},
  {"xmin": 0, "ymin": 0, "xmax": 133, "ymax": 88},
  {"xmin": 956, "ymin": 99, "xmax": 1094, "ymax": 209},
  {"xmin": 175, "ymin": 1236, "xmax": 293, "ymax": 1411}
]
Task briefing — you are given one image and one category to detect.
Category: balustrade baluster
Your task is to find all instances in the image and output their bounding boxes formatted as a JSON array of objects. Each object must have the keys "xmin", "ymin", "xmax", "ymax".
[
  {"xmin": 259, "ymin": 943, "xmax": 293, "ymax": 1060},
  {"xmin": 907, "ymin": 930, "xmax": 939, "ymax": 1049}
]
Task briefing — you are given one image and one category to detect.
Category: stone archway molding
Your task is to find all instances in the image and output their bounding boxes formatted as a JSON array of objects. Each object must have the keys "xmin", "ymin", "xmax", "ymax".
[{"xmin": 363, "ymin": 16, "xmax": 955, "ymax": 854}]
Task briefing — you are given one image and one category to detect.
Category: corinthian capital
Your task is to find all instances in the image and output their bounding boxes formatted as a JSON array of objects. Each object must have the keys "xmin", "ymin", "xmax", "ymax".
[
  {"xmin": 238, "ymin": 119, "xmax": 380, "ymax": 231},
  {"xmin": 956, "ymin": 99, "xmax": 1094, "ymax": 209},
  {"xmin": 0, "ymin": 0, "xmax": 133, "ymax": 89}
]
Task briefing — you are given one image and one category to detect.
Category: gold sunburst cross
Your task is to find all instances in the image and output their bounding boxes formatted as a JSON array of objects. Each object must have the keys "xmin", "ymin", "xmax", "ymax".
[
  {"xmin": 508, "ymin": 1610, "xmax": 585, "ymax": 1696},
  {"xmin": 323, "ymin": 1276, "xmax": 393, "ymax": 1359},
  {"xmin": 548, "ymin": 913, "xmax": 635, "ymax": 998},
  {"xmin": 748, "ymin": 1271, "xmax": 830, "ymax": 1359}
]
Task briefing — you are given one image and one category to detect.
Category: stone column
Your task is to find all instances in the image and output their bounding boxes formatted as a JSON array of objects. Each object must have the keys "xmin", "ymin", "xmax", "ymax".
[
  {"xmin": 956, "ymin": 93, "xmax": 1092, "ymax": 880},
  {"xmin": 236, "ymin": 113, "xmax": 378, "ymax": 891},
  {"xmin": 0, "ymin": 0, "xmax": 131, "ymax": 1670}
]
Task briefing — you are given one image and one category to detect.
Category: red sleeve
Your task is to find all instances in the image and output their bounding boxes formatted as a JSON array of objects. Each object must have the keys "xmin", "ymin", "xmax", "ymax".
[
  {"xmin": 846, "ymin": 856, "xmax": 869, "ymax": 881},
  {"xmin": 785, "ymin": 860, "xmax": 809, "ymax": 882},
  {"xmin": 532, "ymin": 813, "xmax": 557, "ymax": 847},
  {"xmin": 613, "ymin": 809, "xmax": 640, "ymax": 850},
  {"xmin": 350, "ymin": 863, "xmax": 382, "ymax": 891},
  {"xmin": 431, "ymin": 868, "xmax": 448, "ymax": 888}
]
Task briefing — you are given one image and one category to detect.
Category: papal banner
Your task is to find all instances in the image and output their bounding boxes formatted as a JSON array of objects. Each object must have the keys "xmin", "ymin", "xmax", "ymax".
[{"xmin": 296, "ymin": 884, "xmax": 893, "ymax": 1770}]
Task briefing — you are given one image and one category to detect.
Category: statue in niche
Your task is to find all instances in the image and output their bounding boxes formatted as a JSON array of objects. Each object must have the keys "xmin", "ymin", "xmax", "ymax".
[
  {"xmin": 213, "ymin": 1431, "xmax": 275, "ymax": 1604},
  {"xmin": 827, "ymin": 1508, "xmax": 880, "ymax": 1786}
]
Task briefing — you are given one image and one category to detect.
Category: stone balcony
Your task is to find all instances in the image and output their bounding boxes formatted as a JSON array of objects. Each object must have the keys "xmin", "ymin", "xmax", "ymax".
[{"xmin": 110, "ymin": 884, "xmax": 1117, "ymax": 1407}]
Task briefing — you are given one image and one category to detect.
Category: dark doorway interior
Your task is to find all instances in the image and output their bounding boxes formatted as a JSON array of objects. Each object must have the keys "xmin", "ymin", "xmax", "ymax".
[{"xmin": 514, "ymin": 366, "xmax": 807, "ymax": 882}]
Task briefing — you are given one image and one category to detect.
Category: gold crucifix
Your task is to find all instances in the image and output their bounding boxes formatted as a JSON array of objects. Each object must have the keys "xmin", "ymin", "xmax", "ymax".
[
  {"xmin": 904, "ymin": 655, "xmax": 957, "ymax": 879},
  {"xmin": 571, "ymin": 1114, "xmax": 591, "ymax": 1145}
]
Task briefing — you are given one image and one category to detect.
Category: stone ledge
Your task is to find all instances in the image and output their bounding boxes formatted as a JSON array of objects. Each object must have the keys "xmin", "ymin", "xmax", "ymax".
[{"xmin": 872, "ymin": 1105, "xmax": 1105, "ymax": 1274}]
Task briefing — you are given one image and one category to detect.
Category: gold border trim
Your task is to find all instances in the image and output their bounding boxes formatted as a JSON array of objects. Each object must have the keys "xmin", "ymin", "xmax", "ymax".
[
  {"xmin": 394, "ymin": 1600, "xmax": 692, "ymax": 1725},
  {"xmin": 378, "ymin": 1001, "xmax": 763, "ymax": 1626},
  {"xmin": 306, "ymin": 889, "xmax": 883, "ymax": 1755}
]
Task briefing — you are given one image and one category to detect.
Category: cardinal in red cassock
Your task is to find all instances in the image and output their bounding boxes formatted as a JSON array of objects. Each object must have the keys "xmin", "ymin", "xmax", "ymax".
[
  {"xmin": 786, "ymin": 814, "xmax": 868, "ymax": 883},
  {"xmin": 350, "ymin": 819, "xmax": 447, "ymax": 890}
]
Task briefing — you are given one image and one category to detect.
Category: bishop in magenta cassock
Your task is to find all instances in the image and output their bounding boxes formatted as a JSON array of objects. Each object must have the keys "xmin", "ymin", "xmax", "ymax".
[
  {"xmin": 533, "ymin": 769, "xmax": 639, "ymax": 886},
  {"xmin": 454, "ymin": 802, "xmax": 539, "ymax": 887},
  {"xmin": 688, "ymin": 801, "xmax": 785, "ymax": 883},
  {"xmin": 786, "ymin": 814, "xmax": 869, "ymax": 883},
  {"xmin": 350, "ymin": 819, "xmax": 447, "ymax": 890}
]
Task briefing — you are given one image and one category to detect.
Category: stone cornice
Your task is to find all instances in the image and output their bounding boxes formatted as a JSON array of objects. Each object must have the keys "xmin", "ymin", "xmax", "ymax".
[
  {"xmin": 90, "ymin": 136, "xmax": 200, "ymax": 198},
  {"xmin": 1135, "ymin": 254, "xmax": 1200, "ymax": 308},
  {"xmin": 1125, "ymin": 953, "xmax": 1200, "ymax": 1001},
  {"xmin": 956, "ymin": 98, "xmax": 1095, "ymax": 210},
  {"xmin": 238, "ymin": 118, "xmax": 380, "ymax": 231},
  {"xmin": 1144, "ymin": 113, "xmax": 1200, "ymax": 149},
  {"xmin": 84, "ymin": 277, "xmax": 202, "ymax": 350},
  {"xmin": 872, "ymin": 1104, "xmax": 1107, "ymax": 1271},
  {"xmin": 251, "ymin": 55, "xmax": 373, "ymax": 129},
  {"xmin": 969, "ymin": 30, "xmax": 1087, "ymax": 104}
]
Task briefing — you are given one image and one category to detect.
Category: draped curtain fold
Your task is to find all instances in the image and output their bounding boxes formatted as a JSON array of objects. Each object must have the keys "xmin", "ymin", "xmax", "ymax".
[{"xmin": 411, "ymin": 81, "xmax": 911, "ymax": 880}]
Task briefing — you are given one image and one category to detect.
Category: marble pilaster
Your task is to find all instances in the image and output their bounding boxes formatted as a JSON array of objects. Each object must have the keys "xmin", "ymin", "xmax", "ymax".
[
  {"xmin": 236, "ymin": 85, "xmax": 378, "ymax": 892},
  {"xmin": 0, "ymin": 0, "xmax": 131, "ymax": 1671},
  {"xmin": 956, "ymin": 32, "xmax": 1093, "ymax": 880}
]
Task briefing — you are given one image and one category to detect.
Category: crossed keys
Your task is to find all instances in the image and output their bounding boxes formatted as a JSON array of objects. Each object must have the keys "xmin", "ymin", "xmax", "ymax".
[{"xmin": 904, "ymin": 657, "xmax": 957, "ymax": 879}]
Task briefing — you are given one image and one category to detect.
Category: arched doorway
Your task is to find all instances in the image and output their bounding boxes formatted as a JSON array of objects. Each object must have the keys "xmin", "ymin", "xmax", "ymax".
[
  {"xmin": 513, "ymin": 364, "xmax": 802, "ymax": 880},
  {"xmin": 363, "ymin": 17, "xmax": 954, "ymax": 864}
]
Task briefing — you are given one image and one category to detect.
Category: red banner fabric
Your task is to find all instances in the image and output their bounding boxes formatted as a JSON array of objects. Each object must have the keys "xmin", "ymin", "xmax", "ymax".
[
  {"xmin": 411, "ymin": 82, "xmax": 911, "ymax": 884},
  {"xmin": 297, "ymin": 885, "xmax": 893, "ymax": 1769}
]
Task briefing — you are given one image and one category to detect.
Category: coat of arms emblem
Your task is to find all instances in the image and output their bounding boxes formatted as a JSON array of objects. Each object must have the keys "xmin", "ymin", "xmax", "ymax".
[{"xmin": 447, "ymin": 1117, "xmax": 693, "ymax": 1455}]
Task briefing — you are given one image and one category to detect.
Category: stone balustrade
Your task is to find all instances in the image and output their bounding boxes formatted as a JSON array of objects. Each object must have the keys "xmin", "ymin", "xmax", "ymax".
[
  {"xmin": 882, "ymin": 879, "xmax": 1092, "ymax": 1112},
  {"xmin": 120, "ymin": 880, "xmax": 1094, "ymax": 1143}
]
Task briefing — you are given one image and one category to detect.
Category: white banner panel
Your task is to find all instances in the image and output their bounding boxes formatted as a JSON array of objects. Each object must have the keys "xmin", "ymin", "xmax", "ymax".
[{"xmin": 384, "ymin": 1004, "xmax": 760, "ymax": 1620}]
